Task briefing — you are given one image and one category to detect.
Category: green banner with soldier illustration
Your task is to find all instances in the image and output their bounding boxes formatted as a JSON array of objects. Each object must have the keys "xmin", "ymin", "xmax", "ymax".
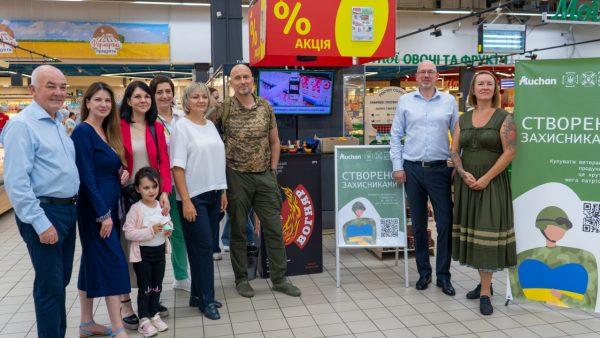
[
  {"xmin": 335, "ymin": 145, "xmax": 406, "ymax": 248},
  {"xmin": 508, "ymin": 58, "xmax": 600, "ymax": 313}
]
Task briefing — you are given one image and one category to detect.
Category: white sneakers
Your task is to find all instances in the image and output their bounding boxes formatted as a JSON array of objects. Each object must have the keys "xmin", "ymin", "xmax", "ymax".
[
  {"xmin": 213, "ymin": 252, "xmax": 223, "ymax": 261},
  {"xmin": 223, "ymin": 245, "xmax": 230, "ymax": 252},
  {"xmin": 138, "ymin": 315, "xmax": 168, "ymax": 337},
  {"xmin": 172, "ymin": 278, "xmax": 191, "ymax": 292},
  {"xmin": 151, "ymin": 314, "xmax": 168, "ymax": 332},
  {"xmin": 137, "ymin": 318, "xmax": 157, "ymax": 337}
]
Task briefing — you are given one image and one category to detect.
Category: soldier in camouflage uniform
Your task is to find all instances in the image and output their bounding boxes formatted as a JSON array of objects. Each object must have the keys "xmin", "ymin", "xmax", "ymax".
[
  {"xmin": 342, "ymin": 202, "xmax": 377, "ymax": 245},
  {"xmin": 209, "ymin": 64, "xmax": 300, "ymax": 298},
  {"xmin": 509, "ymin": 206, "xmax": 597, "ymax": 311}
]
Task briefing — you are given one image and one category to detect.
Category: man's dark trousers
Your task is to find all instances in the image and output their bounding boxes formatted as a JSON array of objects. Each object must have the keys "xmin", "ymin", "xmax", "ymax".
[
  {"xmin": 16, "ymin": 203, "xmax": 77, "ymax": 338},
  {"xmin": 404, "ymin": 160, "xmax": 452, "ymax": 282}
]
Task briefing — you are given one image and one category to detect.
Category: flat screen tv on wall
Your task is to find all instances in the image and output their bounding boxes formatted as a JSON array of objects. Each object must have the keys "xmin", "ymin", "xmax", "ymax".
[{"xmin": 257, "ymin": 70, "xmax": 334, "ymax": 116}]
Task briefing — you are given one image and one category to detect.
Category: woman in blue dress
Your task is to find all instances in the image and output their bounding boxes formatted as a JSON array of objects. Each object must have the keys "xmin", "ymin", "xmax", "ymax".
[{"xmin": 72, "ymin": 82, "xmax": 131, "ymax": 338}]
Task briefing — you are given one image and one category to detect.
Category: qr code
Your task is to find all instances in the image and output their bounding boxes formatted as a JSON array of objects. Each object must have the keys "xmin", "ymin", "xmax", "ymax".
[
  {"xmin": 381, "ymin": 218, "xmax": 400, "ymax": 238},
  {"xmin": 583, "ymin": 202, "xmax": 600, "ymax": 233}
]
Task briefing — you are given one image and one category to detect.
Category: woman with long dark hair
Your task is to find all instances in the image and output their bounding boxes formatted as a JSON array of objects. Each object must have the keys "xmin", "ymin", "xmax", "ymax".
[
  {"xmin": 150, "ymin": 75, "xmax": 191, "ymax": 292},
  {"xmin": 119, "ymin": 80, "xmax": 172, "ymax": 329},
  {"xmin": 72, "ymin": 82, "xmax": 130, "ymax": 338}
]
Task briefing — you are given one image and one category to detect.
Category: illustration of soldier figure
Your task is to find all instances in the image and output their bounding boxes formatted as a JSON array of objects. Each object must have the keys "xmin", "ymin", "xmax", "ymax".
[
  {"xmin": 343, "ymin": 201, "xmax": 377, "ymax": 245},
  {"xmin": 510, "ymin": 206, "xmax": 598, "ymax": 311}
]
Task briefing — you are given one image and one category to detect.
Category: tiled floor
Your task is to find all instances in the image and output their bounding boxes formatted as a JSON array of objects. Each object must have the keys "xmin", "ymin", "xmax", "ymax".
[{"xmin": 1, "ymin": 210, "xmax": 600, "ymax": 338}]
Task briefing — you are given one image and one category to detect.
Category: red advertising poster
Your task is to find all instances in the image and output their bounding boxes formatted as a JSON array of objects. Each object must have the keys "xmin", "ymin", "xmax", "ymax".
[{"xmin": 249, "ymin": 0, "xmax": 396, "ymax": 67}]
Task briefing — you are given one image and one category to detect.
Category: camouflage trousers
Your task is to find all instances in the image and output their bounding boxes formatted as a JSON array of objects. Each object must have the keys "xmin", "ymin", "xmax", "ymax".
[{"xmin": 226, "ymin": 167, "xmax": 287, "ymax": 284}]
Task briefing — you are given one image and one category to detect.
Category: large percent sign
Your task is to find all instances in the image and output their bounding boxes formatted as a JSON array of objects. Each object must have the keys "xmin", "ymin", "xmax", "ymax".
[{"xmin": 274, "ymin": 0, "xmax": 311, "ymax": 36}]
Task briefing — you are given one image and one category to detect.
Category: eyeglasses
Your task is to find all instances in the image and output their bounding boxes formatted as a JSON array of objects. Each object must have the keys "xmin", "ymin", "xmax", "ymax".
[
  {"xmin": 416, "ymin": 70, "xmax": 437, "ymax": 75},
  {"xmin": 536, "ymin": 217, "xmax": 573, "ymax": 229}
]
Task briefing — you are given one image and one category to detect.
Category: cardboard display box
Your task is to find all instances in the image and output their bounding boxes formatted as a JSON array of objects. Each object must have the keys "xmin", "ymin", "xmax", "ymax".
[{"xmin": 317, "ymin": 137, "xmax": 360, "ymax": 153}]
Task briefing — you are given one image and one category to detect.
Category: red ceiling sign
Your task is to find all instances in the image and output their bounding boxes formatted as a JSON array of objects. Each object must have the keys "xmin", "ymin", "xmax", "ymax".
[{"xmin": 249, "ymin": 0, "xmax": 396, "ymax": 67}]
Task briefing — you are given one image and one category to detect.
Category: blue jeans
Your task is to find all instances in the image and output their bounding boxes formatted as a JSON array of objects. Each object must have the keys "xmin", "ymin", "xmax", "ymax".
[
  {"xmin": 404, "ymin": 161, "xmax": 453, "ymax": 281},
  {"xmin": 16, "ymin": 203, "xmax": 77, "ymax": 338},
  {"xmin": 220, "ymin": 211, "xmax": 255, "ymax": 247},
  {"xmin": 178, "ymin": 190, "xmax": 220, "ymax": 310}
]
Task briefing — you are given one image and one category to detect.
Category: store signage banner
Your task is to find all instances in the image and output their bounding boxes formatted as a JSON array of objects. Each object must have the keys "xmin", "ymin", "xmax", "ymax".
[
  {"xmin": 508, "ymin": 58, "xmax": 600, "ymax": 313},
  {"xmin": 544, "ymin": 0, "xmax": 600, "ymax": 25},
  {"xmin": 367, "ymin": 51, "xmax": 509, "ymax": 66},
  {"xmin": 0, "ymin": 19, "xmax": 169, "ymax": 61},
  {"xmin": 335, "ymin": 145, "xmax": 406, "ymax": 248},
  {"xmin": 249, "ymin": 0, "xmax": 395, "ymax": 66}
]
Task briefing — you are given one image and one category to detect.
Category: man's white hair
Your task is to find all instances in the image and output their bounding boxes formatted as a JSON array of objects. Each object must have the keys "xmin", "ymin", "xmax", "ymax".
[{"xmin": 30, "ymin": 65, "xmax": 64, "ymax": 87}]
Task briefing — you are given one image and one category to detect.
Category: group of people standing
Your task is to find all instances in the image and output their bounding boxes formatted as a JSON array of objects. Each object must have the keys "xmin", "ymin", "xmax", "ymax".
[
  {"xmin": 1, "ymin": 59, "xmax": 518, "ymax": 337},
  {"xmin": 1, "ymin": 64, "xmax": 300, "ymax": 338},
  {"xmin": 390, "ymin": 61, "xmax": 517, "ymax": 316}
]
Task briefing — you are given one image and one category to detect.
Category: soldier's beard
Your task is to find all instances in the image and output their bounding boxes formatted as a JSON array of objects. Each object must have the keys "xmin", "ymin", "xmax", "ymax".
[{"xmin": 237, "ymin": 86, "xmax": 253, "ymax": 95}]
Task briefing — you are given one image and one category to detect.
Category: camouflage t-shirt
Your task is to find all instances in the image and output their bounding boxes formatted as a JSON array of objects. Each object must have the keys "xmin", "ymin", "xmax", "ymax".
[{"xmin": 209, "ymin": 94, "xmax": 276, "ymax": 173}]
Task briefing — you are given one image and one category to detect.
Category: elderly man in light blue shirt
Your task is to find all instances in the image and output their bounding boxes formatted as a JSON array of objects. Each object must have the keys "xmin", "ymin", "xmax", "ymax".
[
  {"xmin": 1, "ymin": 65, "xmax": 79, "ymax": 338},
  {"xmin": 390, "ymin": 60, "xmax": 458, "ymax": 296}
]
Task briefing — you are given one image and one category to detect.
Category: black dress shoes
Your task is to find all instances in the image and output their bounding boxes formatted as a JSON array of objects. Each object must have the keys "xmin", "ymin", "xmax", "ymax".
[
  {"xmin": 466, "ymin": 283, "xmax": 494, "ymax": 300},
  {"xmin": 202, "ymin": 303, "xmax": 221, "ymax": 320},
  {"xmin": 190, "ymin": 296, "xmax": 222, "ymax": 308},
  {"xmin": 436, "ymin": 279, "xmax": 456, "ymax": 296},
  {"xmin": 159, "ymin": 304, "xmax": 169, "ymax": 318},
  {"xmin": 416, "ymin": 275, "xmax": 432, "ymax": 290}
]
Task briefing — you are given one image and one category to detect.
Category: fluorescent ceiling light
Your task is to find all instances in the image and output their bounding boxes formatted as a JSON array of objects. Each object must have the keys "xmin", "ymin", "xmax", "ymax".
[
  {"xmin": 512, "ymin": 12, "xmax": 544, "ymax": 17},
  {"xmin": 0, "ymin": 71, "xmax": 31, "ymax": 77},
  {"xmin": 133, "ymin": 1, "xmax": 209, "ymax": 6},
  {"xmin": 496, "ymin": 72, "xmax": 513, "ymax": 77},
  {"xmin": 432, "ymin": 10, "xmax": 472, "ymax": 14},
  {"xmin": 365, "ymin": 72, "xmax": 378, "ymax": 76},
  {"xmin": 102, "ymin": 70, "xmax": 192, "ymax": 77},
  {"xmin": 37, "ymin": 0, "xmax": 251, "ymax": 7}
]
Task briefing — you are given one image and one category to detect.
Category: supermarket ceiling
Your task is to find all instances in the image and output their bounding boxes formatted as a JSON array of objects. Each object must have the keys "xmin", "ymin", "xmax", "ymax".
[
  {"xmin": 31, "ymin": 0, "xmax": 538, "ymax": 11},
  {"xmin": 4, "ymin": 63, "xmax": 195, "ymax": 78}
]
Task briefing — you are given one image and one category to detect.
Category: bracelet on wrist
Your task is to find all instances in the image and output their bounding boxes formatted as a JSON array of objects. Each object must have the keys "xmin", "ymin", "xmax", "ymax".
[{"xmin": 96, "ymin": 210, "xmax": 111, "ymax": 223}]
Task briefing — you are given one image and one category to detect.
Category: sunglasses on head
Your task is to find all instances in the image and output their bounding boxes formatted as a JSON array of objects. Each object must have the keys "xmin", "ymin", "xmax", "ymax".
[{"xmin": 536, "ymin": 217, "xmax": 573, "ymax": 229}]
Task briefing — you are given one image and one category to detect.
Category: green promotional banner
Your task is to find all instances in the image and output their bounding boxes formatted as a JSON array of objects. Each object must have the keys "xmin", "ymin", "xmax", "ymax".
[
  {"xmin": 335, "ymin": 146, "xmax": 406, "ymax": 248},
  {"xmin": 508, "ymin": 58, "xmax": 600, "ymax": 313}
]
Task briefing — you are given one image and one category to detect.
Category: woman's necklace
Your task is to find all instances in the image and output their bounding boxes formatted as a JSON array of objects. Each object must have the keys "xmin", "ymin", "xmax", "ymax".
[{"xmin": 132, "ymin": 122, "xmax": 146, "ymax": 131}]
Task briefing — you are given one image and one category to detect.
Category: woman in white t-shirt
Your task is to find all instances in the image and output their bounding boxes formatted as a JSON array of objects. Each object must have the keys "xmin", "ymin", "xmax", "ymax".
[{"xmin": 170, "ymin": 83, "xmax": 227, "ymax": 320}]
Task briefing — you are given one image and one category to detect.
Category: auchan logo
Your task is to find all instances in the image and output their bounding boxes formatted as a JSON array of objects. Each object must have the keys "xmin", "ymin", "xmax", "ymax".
[
  {"xmin": 281, "ymin": 185, "xmax": 314, "ymax": 249},
  {"xmin": 518, "ymin": 76, "xmax": 557, "ymax": 86}
]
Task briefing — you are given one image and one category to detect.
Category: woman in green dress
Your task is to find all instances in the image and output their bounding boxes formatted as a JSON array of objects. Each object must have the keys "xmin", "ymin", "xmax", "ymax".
[{"xmin": 450, "ymin": 70, "xmax": 517, "ymax": 315}]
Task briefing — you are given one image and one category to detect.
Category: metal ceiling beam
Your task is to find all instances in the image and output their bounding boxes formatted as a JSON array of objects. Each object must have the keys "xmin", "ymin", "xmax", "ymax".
[{"xmin": 0, "ymin": 40, "xmax": 60, "ymax": 63}]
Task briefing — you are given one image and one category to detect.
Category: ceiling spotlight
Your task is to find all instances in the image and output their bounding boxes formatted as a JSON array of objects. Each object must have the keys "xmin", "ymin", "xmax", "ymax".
[
  {"xmin": 430, "ymin": 29, "xmax": 442, "ymax": 37},
  {"xmin": 525, "ymin": 53, "xmax": 538, "ymax": 60}
]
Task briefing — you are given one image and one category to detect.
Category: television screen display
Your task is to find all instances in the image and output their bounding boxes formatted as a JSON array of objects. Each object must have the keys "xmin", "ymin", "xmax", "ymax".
[
  {"xmin": 478, "ymin": 24, "xmax": 526, "ymax": 54},
  {"xmin": 258, "ymin": 70, "xmax": 334, "ymax": 115}
]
